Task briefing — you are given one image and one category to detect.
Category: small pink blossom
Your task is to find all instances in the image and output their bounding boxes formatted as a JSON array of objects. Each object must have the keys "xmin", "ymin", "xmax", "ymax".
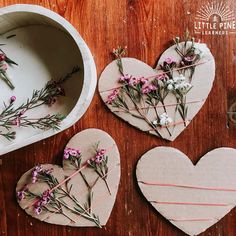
[
  {"xmin": 184, "ymin": 56, "xmax": 195, "ymax": 62},
  {"xmin": 63, "ymin": 152, "xmax": 70, "ymax": 160},
  {"xmin": 69, "ymin": 149, "xmax": 78, "ymax": 156},
  {"xmin": 12, "ymin": 117, "xmax": 21, "ymax": 127},
  {"xmin": 32, "ymin": 176, "xmax": 37, "ymax": 184},
  {"xmin": 31, "ymin": 165, "xmax": 43, "ymax": 184},
  {"xmin": 10, "ymin": 96, "xmax": 16, "ymax": 103},
  {"xmin": 89, "ymin": 148, "xmax": 107, "ymax": 164},
  {"xmin": 106, "ymin": 89, "xmax": 119, "ymax": 104},
  {"xmin": 99, "ymin": 149, "xmax": 106, "ymax": 155},
  {"xmin": 63, "ymin": 147, "xmax": 81, "ymax": 160},
  {"xmin": 140, "ymin": 77, "xmax": 148, "ymax": 84},
  {"xmin": 156, "ymin": 74, "xmax": 166, "ymax": 81},
  {"xmin": 119, "ymin": 74, "xmax": 132, "ymax": 83},
  {"xmin": 0, "ymin": 63, "xmax": 7, "ymax": 71},
  {"xmin": 94, "ymin": 155, "xmax": 104, "ymax": 164},
  {"xmin": 141, "ymin": 84, "xmax": 157, "ymax": 94},
  {"xmin": 164, "ymin": 57, "xmax": 175, "ymax": 64},
  {"xmin": 17, "ymin": 191, "xmax": 25, "ymax": 201},
  {"xmin": 16, "ymin": 185, "xmax": 28, "ymax": 201},
  {"xmin": 34, "ymin": 206, "xmax": 42, "ymax": 215},
  {"xmin": 0, "ymin": 53, "xmax": 6, "ymax": 61},
  {"xmin": 128, "ymin": 77, "xmax": 140, "ymax": 86}
]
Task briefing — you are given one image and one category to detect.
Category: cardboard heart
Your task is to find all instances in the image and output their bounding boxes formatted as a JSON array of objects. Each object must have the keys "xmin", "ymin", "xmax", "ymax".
[
  {"xmin": 16, "ymin": 129, "xmax": 120, "ymax": 227},
  {"xmin": 136, "ymin": 147, "xmax": 236, "ymax": 235},
  {"xmin": 99, "ymin": 43, "xmax": 215, "ymax": 141}
]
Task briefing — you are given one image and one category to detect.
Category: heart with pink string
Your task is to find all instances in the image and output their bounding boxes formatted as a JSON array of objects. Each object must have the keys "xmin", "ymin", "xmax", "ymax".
[
  {"xmin": 136, "ymin": 146, "xmax": 236, "ymax": 235},
  {"xmin": 16, "ymin": 129, "xmax": 120, "ymax": 227},
  {"xmin": 99, "ymin": 37, "xmax": 215, "ymax": 141}
]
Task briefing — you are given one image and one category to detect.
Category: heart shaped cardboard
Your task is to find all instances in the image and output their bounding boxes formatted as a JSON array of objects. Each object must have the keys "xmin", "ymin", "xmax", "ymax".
[
  {"xmin": 16, "ymin": 129, "xmax": 120, "ymax": 227},
  {"xmin": 99, "ymin": 43, "xmax": 215, "ymax": 141},
  {"xmin": 136, "ymin": 147, "xmax": 236, "ymax": 235}
]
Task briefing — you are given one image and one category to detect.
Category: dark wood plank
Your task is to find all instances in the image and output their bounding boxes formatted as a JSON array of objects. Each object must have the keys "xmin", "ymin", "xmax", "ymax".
[{"xmin": 1, "ymin": 0, "xmax": 236, "ymax": 235}]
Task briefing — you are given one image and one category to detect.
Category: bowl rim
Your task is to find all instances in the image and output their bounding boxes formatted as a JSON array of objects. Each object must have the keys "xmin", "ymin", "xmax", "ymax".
[{"xmin": 0, "ymin": 4, "xmax": 97, "ymax": 155}]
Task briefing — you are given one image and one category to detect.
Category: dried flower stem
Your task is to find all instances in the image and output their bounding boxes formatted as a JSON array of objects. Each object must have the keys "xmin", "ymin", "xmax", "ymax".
[
  {"xmin": 0, "ymin": 48, "xmax": 18, "ymax": 90},
  {"xmin": 0, "ymin": 66, "xmax": 79, "ymax": 140},
  {"xmin": 124, "ymin": 86, "xmax": 163, "ymax": 138}
]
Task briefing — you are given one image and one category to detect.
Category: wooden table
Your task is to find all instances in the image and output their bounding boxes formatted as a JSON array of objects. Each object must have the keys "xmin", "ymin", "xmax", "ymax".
[{"xmin": 1, "ymin": 0, "xmax": 236, "ymax": 235}]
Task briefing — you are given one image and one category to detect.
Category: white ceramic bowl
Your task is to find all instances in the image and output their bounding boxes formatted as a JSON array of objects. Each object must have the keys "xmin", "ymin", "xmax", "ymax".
[{"xmin": 0, "ymin": 4, "xmax": 97, "ymax": 155}]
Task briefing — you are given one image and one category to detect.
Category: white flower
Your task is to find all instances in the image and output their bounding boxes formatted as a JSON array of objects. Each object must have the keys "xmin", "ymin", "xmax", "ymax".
[
  {"xmin": 159, "ymin": 113, "xmax": 173, "ymax": 127},
  {"xmin": 152, "ymin": 120, "xmax": 158, "ymax": 126},
  {"xmin": 167, "ymin": 84, "xmax": 174, "ymax": 91},
  {"xmin": 165, "ymin": 74, "xmax": 192, "ymax": 95},
  {"xmin": 173, "ymin": 74, "xmax": 185, "ymax": 83},
  {"xmin": 177, "ymin": 82, "xmax": 192, "ymax": 93}
]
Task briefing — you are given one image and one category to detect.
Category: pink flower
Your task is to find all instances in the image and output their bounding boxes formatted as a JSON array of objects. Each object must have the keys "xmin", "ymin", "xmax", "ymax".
[
  {"xmin": 184, "ymin": 56, "xmax": 195, "ymax": 62},
  {"xmin": 95, "ymin": 155, "xmax": 104, "ymax": 164},
  {"xmin": 69, "ymin": 149, "xmax": 78, "ymax": 156},
  {"xmin": 128, "ymin": 77, "xmax": 140, "ymax": 86},
  {"xmin": 141, "ymin": 84, "xmax": 157, "ymax": 94},
  {"xmin": 63, "ymin": 147, "xmax": 81, "ymax": 159},
  {"xmin": 0, "ymin": 63, "xmax": 7, "ymax": 71},
  {"xmin": 34, "ymin": 206, "xmax": 42, "ymax": 215},
  {"xmin": 0, "ymin": 53, "xmax": 6, "ymax": 61},
  {"xmin": 12, "ymin": 117, "xmax": 21, "ymax": 127},
  {"xmin": 16, "ymin": 185, "xmax": 28, "ymax": 201},
  {"xmin": 32, "ymin": 171, "xmax": 38, "ymax": 177},
  {"xmin": 41, "ymin": 190, "xmax": 52, "ymax": 205},
  {"xmin": 119, "ymin": 74, "xmax": 132, "ymax": 83},
  {"xmin": 99, "ymin": 149, "xmax": 106, "ymax": 155},
  {"xmin": 63, "ymin": 152, "xmax": 69, "ymax": 160},
  {"xmin": 34, "ymin": 165, "xmax": 43, "ymax": 172},
  {"xmin": 32, "ymin": 176, "xmax": 37, "ymax": 184},
  {"xmin": 106, "ymin": 89, "xmax": 119, "ymax": 104},
  {"xmin": 17, "ymin": 191, "xmax": 25, "ymax": 201},
  {"xmin": 149, "ymin": 85, "xmax": 157, "ymax": 91},
  {"xmin": 31, "ymin": 165, "xmax": 43, "ymax": 183},
  {"xmin": 164, "ymin": 57, "xmax": 175, "ymax": 64},
  {"xmin": 10, "ymin": 96, "xmax": 16, "ymax": 103},
  {"xmin": 140, "ymin": 77, "xmax": 148, "ymax": 84},
  {"xmin": 156, "ymin": 74, "xmax": 166, "ymax": 81}
]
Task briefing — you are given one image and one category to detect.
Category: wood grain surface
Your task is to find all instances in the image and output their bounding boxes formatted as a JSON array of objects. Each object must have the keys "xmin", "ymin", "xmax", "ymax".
[{"xmin": 1, "ymin": 0, "xmax": 236, "ymax": 235}]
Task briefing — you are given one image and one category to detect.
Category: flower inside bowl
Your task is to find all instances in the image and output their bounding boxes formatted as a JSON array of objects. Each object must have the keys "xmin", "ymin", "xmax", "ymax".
[{"xmin": 0, "ymin": 4, "xmax": 97, "ymax": 155}]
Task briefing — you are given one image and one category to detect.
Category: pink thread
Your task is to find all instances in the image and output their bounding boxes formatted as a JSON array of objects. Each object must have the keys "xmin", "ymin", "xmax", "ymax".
[
  {"xmin": 151, "ymin": 201, "xmax": 229, "ymax": 207},
  {"xmin": 100, "ymin": 60, "xmax": 210, "ymax": 93},
  {"xmin": 146, "ymin": 120, "xmax": 191, "ymax": 131},
  {"xmin": 113, "ymin": 99, "xmax": 205, "ymax": 113},
  {"xmin": 139, "ymin": 181, "xmax": 236, "ymax": 192},
  {"xmin": 169, "ymin": 218, "xmax": 213, "ymax": 222}
]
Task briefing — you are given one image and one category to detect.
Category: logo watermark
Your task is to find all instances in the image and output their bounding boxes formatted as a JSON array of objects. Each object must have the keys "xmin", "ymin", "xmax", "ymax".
[{"xmin": 194, "ymin": 1, "xmax": 236, "ymax": 35}]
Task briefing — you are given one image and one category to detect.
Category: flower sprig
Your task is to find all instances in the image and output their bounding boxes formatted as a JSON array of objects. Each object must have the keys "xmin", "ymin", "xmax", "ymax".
[
  {"xmin": 173, "ymin": 30, "xmax": 204, "ymax": 81},
  {"xmin": 0, "ymin": 66, "xmax": 79, "ymax": 140},
  {"xmin": 113, "ymin": 46, "xmax": 127, "ymax": 75},
  {"xmin": 87, "ymin": 142, "xmax": 111, "ymax": 195},
  {"xmin": 63, "ymin": 147, "xmax": 82, "ymax": 169},
  {"xmin": 17, "ymin": 164, "xmax": 101, "ymax": 227},
  {"xmin": 0, "ymin": 48, "xmax": 18, "ymax": 90}
]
